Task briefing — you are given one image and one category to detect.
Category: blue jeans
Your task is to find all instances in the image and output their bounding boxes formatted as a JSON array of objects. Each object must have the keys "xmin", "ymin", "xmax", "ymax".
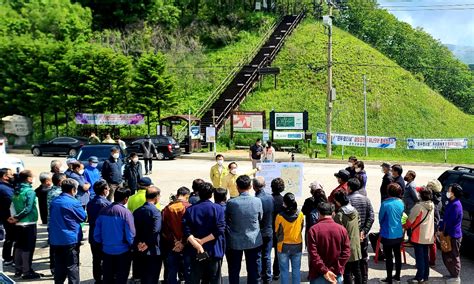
[
  {"xmin": 310, "ymin": 275, "xmax": 344, "ymax": 284},
  {"xmin": 414, "ymin": 244, "xmax": 430, "ymax": 280},
  {"xmin": 227, "ymin": 247, "xmax": 261, "ymax": 284},
  {"xmin": 166, "ymin": 251, "xmax": 191, "ymax": 284},
  {"xmin": 258, "ymin": 236, "xmax": 273, "ymax": 281},
  {"xmin": 278, "ymin": 252, "xmax": 302, "ymax": 284}
]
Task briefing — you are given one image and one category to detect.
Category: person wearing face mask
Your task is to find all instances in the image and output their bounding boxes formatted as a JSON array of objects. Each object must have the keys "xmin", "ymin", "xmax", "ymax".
[
  {"xmin": 345, "ymin": 156, "xmax": 358, "ymax": 178},
  {"xmin": 50, "ymin": 160, "xmax": 63, "ymax": 175},
  {"xmin": 402, "ymin": 170, "xmax": 418, "ymax": 215},
  {"xmin": 391, "ymin": 164, "xmax": 405, "ymax": 197},
  {"xmin": 70, "ymin": 162, "xmax": 92, "ymax": 208},
  {"xmin": 354, "ymin": 161, "xmax": 368, "ymax": 196},
  {"xmin": 223, "ymin": 162, "xmax": 258, "ymax": 198},
  {"xmin": 438, "ymin": 184, "xmax": 463, "ymax": 283},
  {"xmin": 8, "ymin": 170, "xmax": 42, "ymax": 279},
  {"xmin": 124, "ymin": 152, "xmax": 143, "ymax": 195},
  {"xmin": 249, "ymin": 139, "xmax": 264, "ymax": 169},
  {"xmin": 0, "ymin": 168, "xmax": 16, "ymax": 266},
  {"xmin": 141, "ymin": 135, "xmax": 158, "ymax": 175},
  {"xmin": 49, "ymin": 178, "xmax": 87, "ymax": 283},
  {"xmin": 84, "ymin": 156, "xmax": 101, "ymax": 196},
  {"xmin": 101, "ymin": 147, "xmax": 124, "ymax": 201},
  {"xmin": 35, "ymin": 172, "xmax": 53, "ymax": 225},
  {"xmin": 210, "ymin": 154, "xmax": 228, "ymax": 188}
]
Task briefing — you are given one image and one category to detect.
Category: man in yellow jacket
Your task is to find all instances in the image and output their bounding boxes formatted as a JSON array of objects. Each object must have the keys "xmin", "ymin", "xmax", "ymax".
[
  {"xmin": 223, "ymin": 162, "xmax": 259, "ymax": 198},
  {"xmin": 127, "ymin": 177, "xmax": 161, "ymax": 212},
  {"xmin": 210, "ymin": 154, "xmax": 228, "ymax": 188}
]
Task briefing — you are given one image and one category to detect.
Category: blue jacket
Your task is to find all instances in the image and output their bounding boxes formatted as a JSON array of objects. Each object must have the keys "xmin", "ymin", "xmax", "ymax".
[
  {"xmin": 0, "ymin": 181, "xmax": 14, "ymax": 222},
  {"xmin": 94, "ymin": 202, "xmax": 135, "ymax": 255},
  {"xmin": 183, "ymin": 200, "xmax": 226, "ymax": 258},
  {"xmin": 84, "ymin": 165, "xmax": 100, "ymax": 197},
  {"xmin": 86, "ymin": 195, "xmax": 111, "ymax": 244},
  {"xmin": 49, "ymin": 193, "xmax": 87, "ymax": 246},
  {"xmin": 101, "ymin": 156, "xmax": 123, "ymax": 184},
  {"xmin": 439, "ymin": 198, "xmax": 463, "ymax": 239},
  {"xmin": 70, "ymin": 172, "xmax": 91, "ymax": 206},
  {"xmin": 133, "ymin": 202, "xmax": 161, "ymax": 256},
  {"xmin": 226, "ymin": 192, "xmax": 263, "ymax": 250},
  {"xmin": 256, "ymin": 190, "xmax": 274, "ymax": 238},
  {"xmin": 379, "ymin": 197, "xmax": 404, "ymax": 240}
]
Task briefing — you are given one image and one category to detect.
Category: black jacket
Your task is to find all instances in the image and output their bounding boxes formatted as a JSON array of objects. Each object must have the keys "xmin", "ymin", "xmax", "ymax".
[
  {"xmin": 123, "ymin": 161, "xmax": 143, "ymax": 193},
  {"xmin": 101, "ymin": 156, "xmax": 123, "ymax": 184},
  {"xmin": 348, "ymin": 191, "xmax": 374, "ymax": 235},
  {"xmin": 133, "ymin": 202, "xmax": 161, "ymax": 256},
  {"xmin": 380, "ymin": 173, "xmax": 393, "ymax": 201}
]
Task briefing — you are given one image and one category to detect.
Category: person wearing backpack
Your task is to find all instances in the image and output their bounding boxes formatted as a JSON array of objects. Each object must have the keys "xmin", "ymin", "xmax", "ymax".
[{"xmin": 404, "ymin": 187, "xmax": 434, "ymax": 283}]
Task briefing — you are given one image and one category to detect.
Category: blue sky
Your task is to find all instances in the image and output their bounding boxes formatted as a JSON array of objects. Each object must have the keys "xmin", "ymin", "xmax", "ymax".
[{"xmin": 377, "ymin": 0, "xmax": 474, "ymax": 46}]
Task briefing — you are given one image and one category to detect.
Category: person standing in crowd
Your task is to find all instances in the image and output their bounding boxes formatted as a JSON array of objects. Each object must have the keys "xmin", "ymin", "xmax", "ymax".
[
  {"xmin": 128, "ymin": 177, "xmax": 158, "ymax": 213},
  {"xmin": 391, "ymin": 164, "xmax": 405, "ymax": 195},
  {"xmin": 404, "ymin": 187, "xmax": 434, "ymax": 284},
  {"xmin": 49, "ymin": 178, "xmax": 87, "ymax": 284},
  {"xmin": 345, "ymin": 156, "xmax": 358, "ymax": 178},
  {"xmin": 84, "ymin": 156, "xmax": 101, "ymax": 191},
  {"xmin": 354, "ymin": 161, "xmax": 367, "ymax": 196},
  {"xmin": 183, "ymin": 182, "xmax": 226, "ymax": 284},
  {"xmin": 94, "ymin": 187, "xmax": 136, "ymax": 284},
  {"xmin": 89, "ymin": 132, "xmax": 101, "ymax": 144},
  {"xmin": 253, "ymin": 177, "xmax": 274, "ymax": 284},
  {"xmin": 249, "ymin": 138, "xmax": 264, "ymax": 169},
  {"xmin": 35, "ymin": 172, "xmax": 52, "ymax": 225},
  {"xmin": 133, "ymin": 186, "xmax": 162, "ymax": 284},
  {"xmin": 274, "ymin": 193, "xmax": 304, "ymax": 284},
  {"xmin": 263, "ymin": 141, "xmax": 276, "ymax": 163},
  {"xmin": 223, "ymin": 162, "xmax": 258, "ymax": 198},
  {"xmin": 379, "ymin": 183, "xmax": 405, "ymax": 283},
  {"xmin": 47, "ymin": 173, "xmax": 67, "ymax": 222},
  {"xmin": 380, "ymin": 163, "xmax": 393, "ymax": 201},
  {"xmin": 50, "ymin": 160, "xmax": 63, "ymax": 174},
  {"xmin": 403, "ymin": 170, "xmax": 418, "ymax": 214},
  {"xmin": 123, "ymin": 152, "xmax": 143, "ymax": 195},
  {"xmin": 141, "ymin": 135, "xmax": 157, "ymax": 175},
  {"xmin": 426, "ymin": 179, "xmax": 442, "ymax": 266},
  {"xmin": 64, "ymin": 158, "xmax": 77, "ymax": 178},
  {"xmin": 347, "ymin": 178, "xmax": 374, "ymax": 284},
  {"xmin": 307, "ymin": 202, "xmax": 351, "ymax": 284},
  {"xmin": 8, "ymin": 170, "xmax": 41, "ymax": 279},
  {"xmin": 87, "ymin": 180, "xmax": 111, "ymax": 284},
  {"xmin": 101, "ymin": 147, "xmax": 123, "ymax": 201},
  {"xmin": 214, "ymin": 187, "xmax": 228, "ymax": 211},
  {"xmin": 102, "ymin": 134, "xmax": 115, "ymax": 144},
  {"xmin": 439, "ymin": 184, "xmax": 463, "ymax": 283},
  {"xmin": 0, "ymin": 168, "xmax": 15, "ymax": 266},
  {"xmin": 333, "ymin": 191, "xmax": 362, "ymax": 284},
  {"xmin": 271, "ymin": 177, "xmax": 285, "ymax": 280},
  {"xmin": 116, "ymin": 136, "xmax": 127, "ymax": 150},
  {"xmin": 210, "ymin": 154, "xmax": 228, "ymax": 188},
  {"xmin": 328, "ymin": 169, "xmax": 350, "ymax": 204},
  {"xmin": 302, "ymin": 181, "xmax": 327, "ymax": 243},
  {"xmin": 226, "ymin": 175, "xmax": 263, "ymax": 284},
  {"xmin": 162, "ymin": 186, "xmax": 191, "ymax": 284},
  {"xmin": 189, "ymin": 178, "xmax": 204, "ymax": 205},
  {"xmin": 70, "ymin": 162, "xmax": 91, "ymax": 207}
]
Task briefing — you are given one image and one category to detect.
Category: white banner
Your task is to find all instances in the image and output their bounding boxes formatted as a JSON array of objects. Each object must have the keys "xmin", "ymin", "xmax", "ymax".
[
  {"xmin": 274, "ymin": 131, "xmax": 304, "ymax": 140},
  {"xmin": 256, "ymin": 162, "xmax": 304, "ymax": 197},
  {"xmin": 262, "ymin": 129, "xmax": 270, "ymax": 142},
  {"xmin": 407, "ymin": 138, "xmax": 468, "ymax": 150},
  {"xmin": 316, "ymin": 132, "xmax": 397, "ymax": 149},
  {"xmin": 206, "ymin": 127, "xmax": 216, "ymax": 143}
]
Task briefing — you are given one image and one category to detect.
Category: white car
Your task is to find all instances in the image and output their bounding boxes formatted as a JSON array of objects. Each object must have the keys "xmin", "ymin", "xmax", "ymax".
[{"xmin": 0, "ymin": 154, "xmax": 25, "ymax": 173}]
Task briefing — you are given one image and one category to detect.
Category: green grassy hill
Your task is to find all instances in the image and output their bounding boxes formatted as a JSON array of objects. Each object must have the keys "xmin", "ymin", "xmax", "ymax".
[{"xmin": 236, "ymin": 19, "xmax": 474, "ymax": 163}]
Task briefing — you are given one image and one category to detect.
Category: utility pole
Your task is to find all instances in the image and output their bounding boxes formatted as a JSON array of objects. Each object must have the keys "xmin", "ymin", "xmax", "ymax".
[
  {"xmin": 212, "ymin": 109, "xmax": 217, "ymax": 156},
  {"xmin": 363, "ymin": 75, "xmax": 368, "ymax": 156},
  {"xmin": 324, "ymin": 2, "xmax": 334, "ymax": 157}
]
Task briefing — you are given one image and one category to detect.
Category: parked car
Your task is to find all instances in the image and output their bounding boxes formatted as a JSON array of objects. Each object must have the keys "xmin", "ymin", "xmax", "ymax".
[
  {"xmin": 126, "ymin": 135, "xmax": 181, "ymax": 160},
  {"xmin": 0, "ymin": 154, "xmax": 25, "ymax": 174},
  {"xmin": 31, "ymin": 136, "xmax": 88, "ymax": 157},
  {"xmin": 75, "ymin": 144, "xmax": 127, "ymax": 171},
  {"xmin": 438, "ymin": 166, "xmax": 474, "ymax": 251}
]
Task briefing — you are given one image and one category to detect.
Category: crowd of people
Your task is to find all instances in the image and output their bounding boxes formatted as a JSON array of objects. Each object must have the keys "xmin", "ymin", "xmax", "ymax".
[{"xmin": 0, "ymin": 148, "xmax": 465, "ymax": 284}]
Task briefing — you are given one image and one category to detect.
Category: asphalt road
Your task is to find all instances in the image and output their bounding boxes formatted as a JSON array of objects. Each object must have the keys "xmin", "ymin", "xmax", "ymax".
[{"xmin": 1, "ymin": 154, "xmax": 473, "ymax": 283}]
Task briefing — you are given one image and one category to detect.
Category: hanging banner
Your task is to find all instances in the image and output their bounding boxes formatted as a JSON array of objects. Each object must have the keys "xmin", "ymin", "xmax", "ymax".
[
  {"xmin": 232, "ymin": 111, "xmax": 265, "ymax": 132},
  {"xmin": 206, "ymin": 127, "xmax": 216, "ymax": 143},
  {"xmin": 75, "ymin": 113, "xmax": 145, "ymax": 125},
  {"xmin": 274, "ymin": 132, "xmax": 304, "ymax": 140},
  {"xmin": 407, "ymin": 138, "xmax": 468, "ymax": 150},
  {"xmin": 256, "ymin": 162, "xmax": 304, "ymax": 197},
  {"xmin": 316, "ymin": 132, "xmax": 397, "ymax": 149}
]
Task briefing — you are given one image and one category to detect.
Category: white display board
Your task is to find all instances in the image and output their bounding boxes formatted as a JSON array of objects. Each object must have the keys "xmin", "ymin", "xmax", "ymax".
[{"xmin": 256, "ymin": 162, "xmax": 304, "ymax": 197}]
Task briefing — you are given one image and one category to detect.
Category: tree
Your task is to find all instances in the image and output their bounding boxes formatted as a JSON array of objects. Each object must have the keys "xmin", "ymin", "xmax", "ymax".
[{"xmin": 132, "ymin": 52, "xmax": 174, "ymax": 133}]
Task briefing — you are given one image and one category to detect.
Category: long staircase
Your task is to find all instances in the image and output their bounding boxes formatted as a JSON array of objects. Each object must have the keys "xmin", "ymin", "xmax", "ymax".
[{"xmin": 198, "ymin": 12, "xmax": 305, "ymax": 135}]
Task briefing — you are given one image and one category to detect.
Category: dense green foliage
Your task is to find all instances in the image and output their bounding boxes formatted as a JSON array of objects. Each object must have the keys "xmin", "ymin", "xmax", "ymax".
[
  {"xmin": 238, "ymin": 20, "xmax": 474, "ymax": 163},
  {"xmin": 334, "ymin": 0, "xmax": 474, "ymax": 114}
]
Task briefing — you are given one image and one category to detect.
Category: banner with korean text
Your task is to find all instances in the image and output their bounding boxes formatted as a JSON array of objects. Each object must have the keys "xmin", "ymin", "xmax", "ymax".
[
  {"xmin": 407, "ymin": 138, "xmax": 468, "ymax": 150},
  {"xmin": 75, "ymin": 113, "xmax": 145, "ymax": 125},
  {"xmin": 316, "ymin": 132, "xmax": 397, "ymax": 149}
]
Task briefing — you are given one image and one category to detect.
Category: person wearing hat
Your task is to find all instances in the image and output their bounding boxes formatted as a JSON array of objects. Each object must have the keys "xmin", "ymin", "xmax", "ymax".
[
  {"xmin": 328, "ymin": 169, "xmax": 350, "ymax": 205},
  {"xmin": 127, "ymin": 177, "xmax": 160, "ymax": 213},
  {"xmin": 380, "ymin": 163, "xmax": 393, "ymax": 201},
  {"xmin": 302, "ymin": 181, "xmax": 327, "ymax": 244},
  {"xmin": 141, "ymin": 135, "xmax": 158, "ymax": 175},
  {"xmin": 101, "ymin": 147, "xmax": 124, "ymax": 201},
  {"xmin": 64, "ymin": 158, "xmax": 78, "ymax": 178},
  {"xmin": 84, "ymin": 156, "xmax": 101, "ymax": 197}
]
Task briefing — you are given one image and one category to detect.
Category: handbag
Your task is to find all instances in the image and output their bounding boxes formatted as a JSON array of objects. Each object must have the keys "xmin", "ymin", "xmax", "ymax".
[
  {"xmin": 439, "ymin": 224, "xmax": 452, "ymax": 253},
  {"xmin": 408, "ymin": 209, "xmax": 431, "ymax": 244}
]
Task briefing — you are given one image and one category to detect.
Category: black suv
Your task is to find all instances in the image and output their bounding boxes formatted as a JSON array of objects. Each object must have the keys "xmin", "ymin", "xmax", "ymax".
[
  {"xmin": 438, "ymin": 166, "xmax": 474, "ymax": 250},
  {"xmin": 126, "ymin": 135, "xmax": 181, "ymax": 160}
]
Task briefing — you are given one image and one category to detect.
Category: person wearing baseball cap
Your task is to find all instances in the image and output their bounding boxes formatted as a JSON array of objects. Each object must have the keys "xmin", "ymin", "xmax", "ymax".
[
  {"xmin": 127, "ymin": 177, "xmax": 160, "ymax": 213},
  {"xmin": 84, "ymin": 156, "xmax": 100, "ymax": 198},
  {"xmin": 380, "ymin": 163, "xmax": 393, "ymax": 201},
  {"xmin": 64, "ymin": 158, "xmax": 78, "ymax": 178},
  {"xmin": 328, "ymin": 169, "xmax": 350, "ymax": 204}
]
